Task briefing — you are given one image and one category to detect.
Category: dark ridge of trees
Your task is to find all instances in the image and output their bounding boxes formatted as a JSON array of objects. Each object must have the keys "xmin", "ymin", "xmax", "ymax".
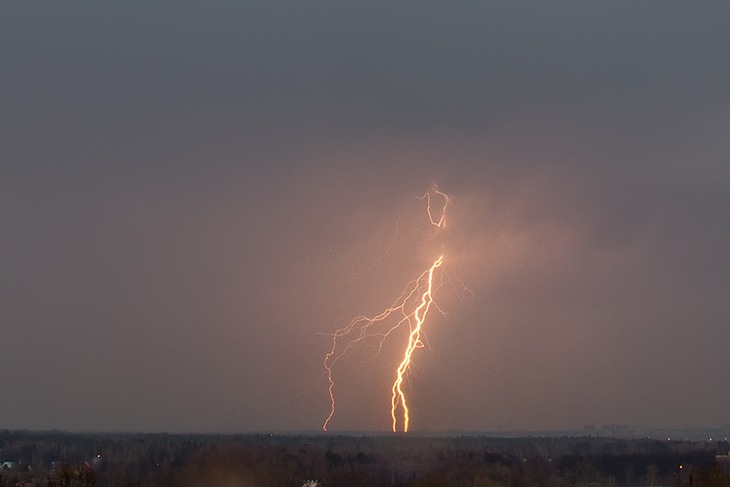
[{"xmin": 0, "ymin": 431, "xmax": 729, "ymax": 486}]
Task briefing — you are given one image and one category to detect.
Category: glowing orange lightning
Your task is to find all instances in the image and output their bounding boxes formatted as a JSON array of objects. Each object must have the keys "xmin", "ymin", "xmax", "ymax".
[
  {"xmin": 322, "ymin": 186, "xmax": 450, "ymax": 432},
  {"xmin": 390, "ymin": 254, "xmax": 443, "ymax": 432}
]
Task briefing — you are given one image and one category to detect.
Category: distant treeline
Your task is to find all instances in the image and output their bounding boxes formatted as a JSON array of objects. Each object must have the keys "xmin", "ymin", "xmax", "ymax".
[{"xmin": 1, "ymin": 430, "xmax": 729, "ymax": 486}]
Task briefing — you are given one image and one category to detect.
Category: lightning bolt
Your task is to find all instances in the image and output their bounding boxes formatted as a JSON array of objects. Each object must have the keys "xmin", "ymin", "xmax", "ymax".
[
  {"xmin": 390, "ymin": 254, "xmax": 443, "ymax": 432},
  {"xmin": 419, "ymin": 186, "xmax": 450, "ymax": 229},
  {"xmin": 322, "ymin": 186, "xmax": 451, "ymax": 432}
]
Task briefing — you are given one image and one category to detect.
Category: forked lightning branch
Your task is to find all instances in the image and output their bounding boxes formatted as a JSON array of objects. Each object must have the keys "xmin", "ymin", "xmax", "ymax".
[{"xmin": 322, "ymin": 187, "xmax": 452, "ymax": 432}]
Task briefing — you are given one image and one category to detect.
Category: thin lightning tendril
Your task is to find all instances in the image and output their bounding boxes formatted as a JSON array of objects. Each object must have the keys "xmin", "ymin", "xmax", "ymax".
[
  {"xmin": 323, "ymin": 186, "xmax": 451, "ymax": 432},
  {"xmin": 419, "ymin": 187, "xmax": 450, "ymax": 229}
]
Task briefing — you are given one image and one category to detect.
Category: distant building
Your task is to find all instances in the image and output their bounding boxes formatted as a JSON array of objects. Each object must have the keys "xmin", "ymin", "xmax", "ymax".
[
  {"xmin": 715, "ymin": 452, "xmax": 730, "ymax": 474},
  {"xmin": 582, "ymin": 424, "xmax": 645, "ymax": 438}
]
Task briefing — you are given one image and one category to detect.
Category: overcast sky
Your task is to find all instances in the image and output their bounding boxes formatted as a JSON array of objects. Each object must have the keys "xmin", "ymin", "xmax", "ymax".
[{"xmin": 2, "ymin": 2, "xmax": 729, "ymax": 433}]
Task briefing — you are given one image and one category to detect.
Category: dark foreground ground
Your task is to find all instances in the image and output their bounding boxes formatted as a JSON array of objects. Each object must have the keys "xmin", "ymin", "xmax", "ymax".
[{"xmin": 1, "ymin": 430, "xmax": 729, "ymax": 487}]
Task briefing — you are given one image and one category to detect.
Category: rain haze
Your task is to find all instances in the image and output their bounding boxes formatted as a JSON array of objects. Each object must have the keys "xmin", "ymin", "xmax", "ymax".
[{"xmin": 1, "ymin": 2, "xmax": 729, "ymax": 434}]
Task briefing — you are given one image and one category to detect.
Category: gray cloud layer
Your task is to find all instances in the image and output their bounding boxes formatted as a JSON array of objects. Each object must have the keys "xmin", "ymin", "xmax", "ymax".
[{"xmin": 1, "ymin": 2, "xmax": 729, "ymax": 432}]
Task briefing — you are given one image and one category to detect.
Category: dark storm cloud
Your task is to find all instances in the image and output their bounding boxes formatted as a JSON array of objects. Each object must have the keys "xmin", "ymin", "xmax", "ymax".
[{"xmin": 1, "ymin": 2, "xmax": 729, "ymax": 432}]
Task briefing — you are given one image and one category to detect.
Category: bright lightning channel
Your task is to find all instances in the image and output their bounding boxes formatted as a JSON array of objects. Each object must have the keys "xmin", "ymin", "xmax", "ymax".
[{"xmin": 322, "ymin": 187, "xmax": 450, "ymax": 433}]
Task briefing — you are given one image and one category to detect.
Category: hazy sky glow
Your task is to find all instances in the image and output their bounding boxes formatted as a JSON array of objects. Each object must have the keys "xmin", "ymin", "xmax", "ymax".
[{"xmin": 2, "ymin": 2, "xmax": 729, "ymax": 433}]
